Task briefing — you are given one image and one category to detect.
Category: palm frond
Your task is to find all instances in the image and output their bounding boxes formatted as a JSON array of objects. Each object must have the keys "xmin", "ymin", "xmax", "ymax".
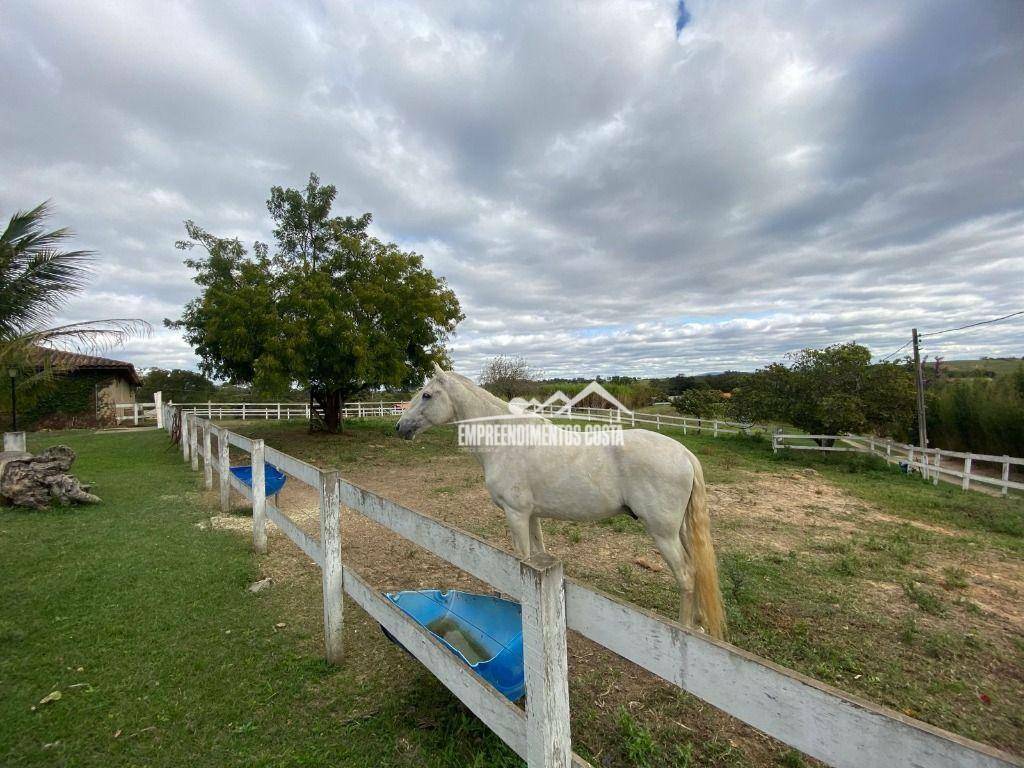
[{"xmin": 0, "ymin": 201, "xmax": 95, "ymax": 336}]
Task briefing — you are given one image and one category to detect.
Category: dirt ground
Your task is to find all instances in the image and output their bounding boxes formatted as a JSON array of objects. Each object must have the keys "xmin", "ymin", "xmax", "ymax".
[{"xmin": 202, "ymin": 426, "xmax": 1024, "ymax": 765}]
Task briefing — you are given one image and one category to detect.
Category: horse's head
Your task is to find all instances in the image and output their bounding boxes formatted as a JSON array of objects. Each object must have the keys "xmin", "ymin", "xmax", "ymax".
[{"xmin": 396, "ymin": 363, "xmax": 458, "ymax": 440}]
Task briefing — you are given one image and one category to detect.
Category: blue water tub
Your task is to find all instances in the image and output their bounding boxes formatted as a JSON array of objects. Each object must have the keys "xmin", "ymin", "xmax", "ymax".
[
  {"xmin": 230, "ymin": 464, "xmax": 287, "ymax": 498},
  {"xmin": 382, "ymin": 589, "xmax": 525, "ymax": 701}
]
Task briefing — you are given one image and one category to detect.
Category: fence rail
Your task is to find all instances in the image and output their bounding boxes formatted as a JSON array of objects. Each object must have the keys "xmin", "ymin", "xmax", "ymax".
[
  {"xmin": 774, "ymin": 432, "xmax": 1023, "ymax": 496},
  {"xmin": 164, "ymin": 397, "xmax": 1024, "ymax": 498},
  {"xmin": 166, "ymin": 402, "xmax": 1021, "ymax": 768}
]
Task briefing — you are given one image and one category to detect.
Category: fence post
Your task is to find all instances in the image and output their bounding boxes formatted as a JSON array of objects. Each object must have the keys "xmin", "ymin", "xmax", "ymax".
[
  {"xmin": 932, "ymin": 451, "xmax": 940, "ymax": 486},
  {"xmin": 3, "ymin": 431, "xmax": 26, "ymax": 452},
  {"xmin": 190, "ymin": 415, "xmax": 199, "ymax": 472},
  {"xmin": 242, "ymin": 403, "xmax": 247, "ymax": 420},
  {"xmin": 203, "ymin": 421, "xmax": 213, "ymax": 490},
  {"xmin": 1002, "ymin": 457, "xmax": 1010, "ymax": 497},
  {"xmin": 133, "ymin": 403, "xmax": 139, "ymax": 426},
  {"xmin": 319, "ymin": 469, "xmax": 344, "ymax": 664},
  {"xmin": 252, "ymin": 439, "xmax": 267, "ymax": 553},
  {"xmin": 218, "ymin": 428, "xmax": 230, "ymax": 512},
  {"xmin": 181, "ymin": 411, "xmax": 190, "ymax": 462},
  {"xmin": 656, "ymin": 414, "xmax": 661, "ymax": 431},
  {"xmin": 713, "ymin": 420, "xmax": 719, "ymax": 437},
  {"xmin": 277, "ymin": 403, "xmax": 281, "ymax": 420},
  {"xmin": 154, "ymin": 391, "xmax": 163, "ymax": 429},
  {"xmin": 962, "ymin": 456, "xmax": 972, "ymax": 492},
  {"xmin": 520, "ymin": 553, "xmax": 572, "ymax": 768}
]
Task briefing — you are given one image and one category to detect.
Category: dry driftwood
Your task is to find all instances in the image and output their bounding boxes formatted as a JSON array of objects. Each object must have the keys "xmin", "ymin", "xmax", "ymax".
[{"xmin": 0, "ymin": 445, "xmax": 101, "ymax": 510}]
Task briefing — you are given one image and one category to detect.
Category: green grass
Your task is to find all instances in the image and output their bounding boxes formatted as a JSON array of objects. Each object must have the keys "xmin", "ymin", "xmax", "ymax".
[{"xmin": 0, "ymin": 430, "xmax": 519, "ymax": 767}]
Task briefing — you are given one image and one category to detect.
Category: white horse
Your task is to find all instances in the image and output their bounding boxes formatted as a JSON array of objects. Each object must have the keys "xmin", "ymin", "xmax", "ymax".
[{"xmin": 396, "ymin": 364, "xmax": 726, "ymax": 639}]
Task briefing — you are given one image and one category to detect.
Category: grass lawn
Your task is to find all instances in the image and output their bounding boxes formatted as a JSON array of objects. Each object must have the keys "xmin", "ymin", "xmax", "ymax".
[{"xmin": 0, "ymin": 430, "xmax": 517, "ymax": 767}]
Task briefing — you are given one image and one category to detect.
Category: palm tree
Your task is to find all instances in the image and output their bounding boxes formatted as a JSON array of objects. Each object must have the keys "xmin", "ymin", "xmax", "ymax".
[{"xmin": 0, "ymin": 201, "xmax": 148, "ymax": 384}]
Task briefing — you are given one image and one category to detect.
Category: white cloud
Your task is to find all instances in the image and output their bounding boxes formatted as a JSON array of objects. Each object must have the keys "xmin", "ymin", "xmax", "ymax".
[{"xmin": 1, "ymin": 0, "xmax": 1022, "ymax": 378}]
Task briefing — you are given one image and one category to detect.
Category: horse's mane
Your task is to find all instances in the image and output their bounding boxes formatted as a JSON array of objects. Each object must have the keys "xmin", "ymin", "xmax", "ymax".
[{"xmin": 442, "ymin": 370, "xmax": 510, "ymax": 416}]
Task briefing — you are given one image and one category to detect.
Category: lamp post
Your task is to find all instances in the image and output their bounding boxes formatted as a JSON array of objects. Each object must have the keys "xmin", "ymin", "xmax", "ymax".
[{"xmin": 7, "ymin": 368, "xmax": 17, "ymax": 431}]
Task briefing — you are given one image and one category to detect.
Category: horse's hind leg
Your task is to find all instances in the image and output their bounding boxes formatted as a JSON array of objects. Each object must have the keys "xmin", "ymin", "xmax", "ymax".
[
  {"xmin": 502, "ymin": 507, "xmax": 533, "ymax": 560},
  {"xmin": 649, "ymin": 531, "xmax": 695, "ymax": 629},
  {"xmin": 528, "ymin": 516, "xmax": 547, "ymax": 555}
]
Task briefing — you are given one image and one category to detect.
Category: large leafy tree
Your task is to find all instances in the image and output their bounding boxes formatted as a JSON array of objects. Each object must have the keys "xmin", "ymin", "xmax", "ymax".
[
  {"xmin": 0, "ymin": 202, "xmax": 146, "ymax": 386},
  {"xmin": 730, "ymin": 343, "xmax": 916, "ymax": 440},
  {"xmin": 169, "ymin": 174, "xmax": 463, "ymax": 432}
]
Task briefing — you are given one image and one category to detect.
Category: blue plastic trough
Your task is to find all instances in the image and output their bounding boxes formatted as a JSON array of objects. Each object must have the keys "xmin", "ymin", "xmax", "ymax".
[
  {"xmin": 230, "ymin": 464, "xmax": 287, "ymax": 498},
  {"xmin": 382, "ymin": 589, "xmax": 525, "ymax": 701}
]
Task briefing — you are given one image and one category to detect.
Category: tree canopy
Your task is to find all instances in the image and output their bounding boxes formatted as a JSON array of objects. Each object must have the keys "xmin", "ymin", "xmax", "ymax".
[
  {"xmin": 479, "ymin": 355, "xmax": 539, "ymax": 400},
  {"xmin": 137, "ymin": 368, "xmax": 218, "ymax": 403},
  {"xmin": 730, "ymin": 343, "xmax": 916, "ymax": 439},
  {"xmin": 168, "ymin": 174, "xmax": 463, "ymax": 431}
]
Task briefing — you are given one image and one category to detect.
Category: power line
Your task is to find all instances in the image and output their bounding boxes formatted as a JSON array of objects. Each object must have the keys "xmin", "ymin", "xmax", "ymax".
[
  {"xmin": 877, "ymin": 308, "xmax": 1023, "ymax": 362},
  {"xmin": 878, "ymin": 340, "xmax": 913, "ymax": 362},
  {"xmin": 918, "ymin": 309, "xmax": 1024, "ymax": 338}
]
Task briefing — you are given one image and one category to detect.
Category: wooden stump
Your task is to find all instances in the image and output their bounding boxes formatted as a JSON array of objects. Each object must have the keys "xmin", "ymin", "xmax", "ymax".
[{"xmin": 0, "ymin": 445, "xmax": 101, "ymax": 510}]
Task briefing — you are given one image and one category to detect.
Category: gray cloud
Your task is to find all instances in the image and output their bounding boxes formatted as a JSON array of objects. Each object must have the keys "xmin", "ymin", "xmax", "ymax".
[{"xmin": 1, "ymin": 0, "xmax": 1022, "ymax": 380}]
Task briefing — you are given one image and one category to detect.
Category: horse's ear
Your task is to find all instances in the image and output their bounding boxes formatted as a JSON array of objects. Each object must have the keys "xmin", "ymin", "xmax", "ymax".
[{"xmin": 432, "ymin": 361, "xmax": 446, "ymax": 377}]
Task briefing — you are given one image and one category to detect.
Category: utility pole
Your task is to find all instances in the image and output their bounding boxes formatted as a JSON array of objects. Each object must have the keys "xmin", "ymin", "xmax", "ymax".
[{"xmin": 912, "ymin": 328, "xmax": 929, "ymax": 478}]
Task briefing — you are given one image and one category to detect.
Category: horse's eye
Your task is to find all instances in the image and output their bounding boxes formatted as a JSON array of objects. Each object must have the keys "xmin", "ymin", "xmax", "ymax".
[{"xmin": 422, "ymin": 392, "xmax": 432, "ymax": 400}]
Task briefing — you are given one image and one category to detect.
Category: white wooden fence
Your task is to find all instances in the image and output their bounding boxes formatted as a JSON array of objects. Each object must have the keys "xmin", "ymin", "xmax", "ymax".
[
  {"xmin": 165, "ymin": 402, "xmax": 1021, "ymax": 768},
  {"xmin": 773, "ymin": 432, "xmax": 1023, "ymax": 497},
  {"xmin": 119, "ymin": 397, "xmax": 404, "ymax": 424},
  {"xmin": 159, "ymin": 398, "xmax": 1024, "ymax": 498}
]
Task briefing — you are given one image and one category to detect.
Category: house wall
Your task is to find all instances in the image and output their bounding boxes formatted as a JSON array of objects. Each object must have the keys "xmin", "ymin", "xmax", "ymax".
[
  {"xmin": 2, "ymin": 371, "xmax": 138, "ymax": 430},
  {"xmin": 96, "ymin": 376, "xmax": 135, "ymax": 420}
]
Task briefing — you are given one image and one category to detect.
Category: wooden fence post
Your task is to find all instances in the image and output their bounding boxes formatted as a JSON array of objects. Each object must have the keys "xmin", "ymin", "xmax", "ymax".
[
  {"xmin": 1002, "ymin": 457, "xmax": 1010, "ymax": 497},
  {"xmin": 962, "ymin": 456, "xmax": 972, "ymax": 491},
  {"xmin": 252, "ymin": 439, "xmax": 267, "ymax": 553},
  {"xmin": 713, "ymin": 420, "xmax": 719, "ymax": 437},
  {"xmin": 190, "ymin": 415, "xmax": 199, "ymax": 472},
  {"xmin": 218, "ymin": 427, "xmax": 230, "ymax": 512},
  {"xmin": 203, "ymin": 421, "xmax": 213, "ymax": 490},
  {"xmin": 319, "ymin": 469, "xmax": 344, "ymax": 664},
  {"xmin": 242, "ymin": 403, "xmax": 247, "ymax": 420},
  {"xmin": 520, "ymin": 553, "xmax": 572, "ymax": 768},
  {"xmin": 181, "ymin": 411, "xmax": 190, "ymax": 462},
  {"xmin": 932, "ymin": 451, "xmax": 940, "ymax": 486}
]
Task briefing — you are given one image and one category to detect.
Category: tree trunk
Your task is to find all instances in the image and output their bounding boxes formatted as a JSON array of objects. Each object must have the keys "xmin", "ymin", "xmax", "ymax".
[
  {"xmin": 315, "ymin": 389, "xmax": 345, "ymax": 433},
  {"xmin": 0, "ymin": 445, "xmax": 101, "ymax": 509}
]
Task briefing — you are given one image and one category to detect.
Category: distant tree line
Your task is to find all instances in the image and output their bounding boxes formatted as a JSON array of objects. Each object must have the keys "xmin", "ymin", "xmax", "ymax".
[{"xmin": 925, "ymin": 366, "xmax": 1024, "ymax": 457}]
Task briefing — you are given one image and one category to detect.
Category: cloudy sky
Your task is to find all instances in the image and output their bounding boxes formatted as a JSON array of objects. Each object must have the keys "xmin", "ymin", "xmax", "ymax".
[{"xmin": 2, "ymin": 1, "xmax": 1023, "ymax": 379}]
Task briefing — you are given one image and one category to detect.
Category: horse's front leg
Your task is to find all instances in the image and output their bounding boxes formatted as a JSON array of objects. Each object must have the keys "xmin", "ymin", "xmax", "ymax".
[
  {"xmin": 528, "ymin": 516, "xmax": 546, "ymax": 555},
  {"xmin": 502, "ymin": 507, "xmax": 533, "ymax": 560}
]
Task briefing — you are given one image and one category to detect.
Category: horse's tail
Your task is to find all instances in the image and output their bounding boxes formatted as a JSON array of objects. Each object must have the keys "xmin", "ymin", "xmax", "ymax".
[{"xmin": 683, "ymin": 457, "xmax": 726, "ymax": 640}]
